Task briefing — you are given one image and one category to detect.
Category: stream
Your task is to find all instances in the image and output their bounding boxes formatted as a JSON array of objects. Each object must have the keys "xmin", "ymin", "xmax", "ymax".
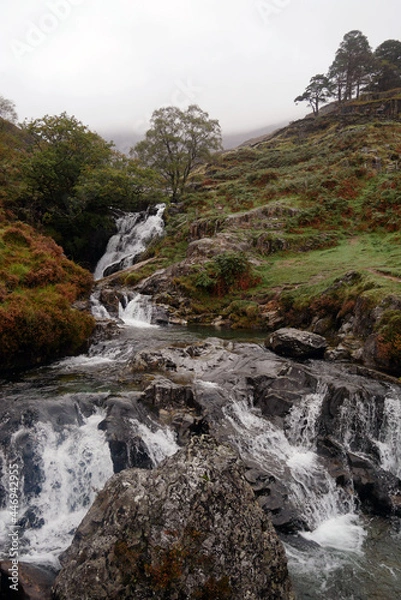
[{"xmin": 1, "ymin": 209, "xmax": 401, "ymax": 599}]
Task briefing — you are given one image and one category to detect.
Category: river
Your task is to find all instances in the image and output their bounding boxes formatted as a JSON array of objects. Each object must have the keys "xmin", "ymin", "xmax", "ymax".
[{"xmin": 1, "ymin": 209, "xmax": 401, "ymax": 599}]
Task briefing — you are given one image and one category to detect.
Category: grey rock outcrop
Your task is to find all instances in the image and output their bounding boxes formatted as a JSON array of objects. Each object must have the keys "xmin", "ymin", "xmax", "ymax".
[
  {"xmin": 52, "ymin": 436, "xmax": 294, "ymax": 600},
  {"xmin": 266, "ymin": 328, "xmax": 328, "ymax": 359}
]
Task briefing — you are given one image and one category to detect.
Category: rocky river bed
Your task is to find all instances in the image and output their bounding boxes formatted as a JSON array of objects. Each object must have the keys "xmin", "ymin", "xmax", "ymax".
[{"xmin": 1, "ymin": 311, "xmax": 401, "ymax": 598}]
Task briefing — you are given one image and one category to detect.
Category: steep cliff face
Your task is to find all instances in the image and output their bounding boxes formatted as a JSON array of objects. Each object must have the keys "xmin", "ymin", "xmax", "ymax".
[{"xmin": 53, "ymin": 435, "xmax": 294, "ymax": 600}]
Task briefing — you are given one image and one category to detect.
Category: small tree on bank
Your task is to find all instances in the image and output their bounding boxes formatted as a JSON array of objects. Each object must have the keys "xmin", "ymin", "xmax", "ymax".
[{"xmin": 133, "ymin": 105, "xmax": 222, "ymax": 201}]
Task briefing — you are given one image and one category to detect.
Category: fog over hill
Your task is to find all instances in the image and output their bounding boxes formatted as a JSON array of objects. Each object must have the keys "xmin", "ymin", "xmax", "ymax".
[{"xmin": 102, "ymin": 121, "xmax": 289, "ymax": 155}]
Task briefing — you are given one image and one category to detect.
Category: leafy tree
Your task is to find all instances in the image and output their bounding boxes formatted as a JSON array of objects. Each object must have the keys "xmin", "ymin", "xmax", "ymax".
[
  {"xmin": 11, "ymin": 113, "xmax": 163, "ymax": 268},
  {"xmin": 329, "ymin": 30, "xmax": 374, "ymax": 101},
  {"xmin": 18, "ymin": 113, "xmax": 112, "ymax": 223},
  {"xmin": 294, "ymin": 74, "xmax": 335, "ymax": 115},
  {"xmin": 134, "ymin": 105, "xmax": 222, "ymax": 201},
  {"xmin": 0, "ymin": 95, "xmax": 18, "ymax": 124},
  {"xmin": 373, "ymin": 39, "xmax": 401, "ymax": 92}
]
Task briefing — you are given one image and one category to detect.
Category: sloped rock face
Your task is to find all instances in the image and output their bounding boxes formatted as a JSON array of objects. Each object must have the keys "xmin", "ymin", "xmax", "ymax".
[{"xmin": 52, "ymin": 436, "xmax": 294, "ymax": 600}]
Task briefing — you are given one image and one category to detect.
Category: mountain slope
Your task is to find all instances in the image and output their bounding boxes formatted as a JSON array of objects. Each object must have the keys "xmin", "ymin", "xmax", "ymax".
[{"xmin": 111, "ymin": 95, "xmax": 401, "ymax": 374}]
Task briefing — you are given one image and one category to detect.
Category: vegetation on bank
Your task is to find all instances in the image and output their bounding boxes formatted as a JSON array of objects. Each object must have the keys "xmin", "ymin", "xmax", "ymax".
[
  {"xmin": 0, "ymin": 113, "xmax": 165, "ymax": 374},
  {"xmin": 0, "ymin": 219, "xmax": 94, "ymax": 374}
]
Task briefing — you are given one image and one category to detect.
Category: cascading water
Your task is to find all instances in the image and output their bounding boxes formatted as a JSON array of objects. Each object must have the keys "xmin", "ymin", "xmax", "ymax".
[
  {"xmin": 118, "ymin": 293, "xmax": 157, "ymax": 328},
  {"xmin": 377, "ymin": 392, "xmax": 401, "ymax": 478},
  {"xmin": 0, "ymin": 398, "xmax": 180, "ymax": 570},
  {"xmin": 0, "ymin": 408, "xmax": 114, "ymax": 568},
  {"xmin": 2, "ymin": 201, "xmax": 401, "ymax": 598},
  {"xmin": 129, "ymin": 418, "xmax": 179, "ymax": 466},
  {"xmin": 224, "ymin": 386, "xmax": 360, "ymax": 542},
  {"xmin": 94, "ymin": 203, "xmax": 165, "ymax": 280}
]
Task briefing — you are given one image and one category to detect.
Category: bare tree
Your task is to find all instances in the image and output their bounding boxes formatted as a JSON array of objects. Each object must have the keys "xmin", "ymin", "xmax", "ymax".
[{"xmin": 0, "ymin": 95, "xmax": 18, "ymax": 123}]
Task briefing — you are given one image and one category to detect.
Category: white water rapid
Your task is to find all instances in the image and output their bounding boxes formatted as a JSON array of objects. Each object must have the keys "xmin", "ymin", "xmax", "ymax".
[
  {"xmin": 0, "ymin": 401, "xmax": 179, "ymax": 569},
  {"xmin": 118, "ymin": 293, "xmax": 158, "ymax": 328},
  {"xmin": 94, "ymin": 203, "xmax": 165, "ymax": 280},
  {"xmin": 224, "ymin": 387, "xmax": 362, "ymax": 549},
  {"xmin": 0, "ymin": 408, "xmax": 114, "ymax": 568},
  {"xmin": 2, "ymin": 202, "xmax": 401, "ymax": 599}
]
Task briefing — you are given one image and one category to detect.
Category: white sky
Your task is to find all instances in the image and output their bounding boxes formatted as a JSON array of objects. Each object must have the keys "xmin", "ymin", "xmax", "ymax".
[{"xmin": 1, "ymin": 0, "xmax": 400, "ymax": 143}]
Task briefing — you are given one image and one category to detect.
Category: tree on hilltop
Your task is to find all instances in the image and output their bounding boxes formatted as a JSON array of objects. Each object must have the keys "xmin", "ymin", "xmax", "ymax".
[
  {"xmin": 133, "ymin": 105, "xmax": 222, "ymax": 201},
  {"xmin": 328, "ymin": 30, "xmax": 374, "ymax": 102},
  {"xmin": 294, "ymin": 74, "xmax": 335, "ymax": 115},
  {"xmin": 373, "ymin": 39, "xmax": 401, "ymax": 92}
]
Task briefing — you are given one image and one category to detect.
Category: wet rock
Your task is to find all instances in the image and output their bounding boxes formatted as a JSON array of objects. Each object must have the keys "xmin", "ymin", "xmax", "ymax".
[
  {"xmin": 53, "ymin": 436, "xmax": 294, "ymax": 600},
  {"xmin": 97, "ymin": 287, "xmax": 123, "ymax": 317},
  {"xmin": 266, "ymin": 328, "xmax": 328, "ymax": 359},
  {"xmin": 249, "ymin": 366, "xmax": 318, "ymax": 420},
  {"xmin": 245, "ymin": 469, "xmax": 307, "ymax": 533},
  {"xmin": 0, "ymin": 561, "xmax": 56, "ymax": 600},
  {"xmin": 347, "ymin": 452, "xmax": 401, "ymax": 516},
  {"xmin": 99, "ymin": 394, "xmax": 155, "ymax": 472},
  {"xmin": 142, "ymin": 376, "xmax": 202, "ymax": 413},
  {"xmin": 324, "ymin": 345, "xmax": 352, "ymax": 362},
  {"xmin": 151, "ymin": 304, "xmax": 170, "ymax": 325},
  {"xmin": 170, "ymin": 412, "xmax": 210, "ymax": 445}
]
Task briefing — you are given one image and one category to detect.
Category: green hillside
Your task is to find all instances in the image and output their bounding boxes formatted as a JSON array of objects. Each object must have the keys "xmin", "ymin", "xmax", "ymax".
[{"xmin": 118, "ymin": 96, "xmax": 401, "ymax": 374}]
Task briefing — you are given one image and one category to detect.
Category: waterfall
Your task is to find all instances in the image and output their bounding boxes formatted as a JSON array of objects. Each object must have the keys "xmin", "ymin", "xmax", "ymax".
[
  {"xmin": 94, "ymin": 203, "xmax": 165, "ymax": 280},
  {"xmin": 0, "ymin": 405, "xmax": 180, "ymax": 569},
  {"xmin": 129, "ymin": 418, "xmax": 179, "ymax": 466},
  {"xmin": 224, "ymin": 386, "xmax": 364, "ymax": 550},
  {"xmin": 118, "ymin": 293, "xmax": 157, "ymax": 328},
  {"xmin": 0, "ymin": 410, "xmax": 114, "ymax": 568},
  {"xmin": 375, "ymin": 392, "xmax": 401, "ymax": 478}
]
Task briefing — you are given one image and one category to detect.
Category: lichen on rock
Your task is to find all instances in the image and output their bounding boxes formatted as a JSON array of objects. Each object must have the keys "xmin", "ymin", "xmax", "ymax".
[{"xmin": 52, "ymin": 435, "xmax": 294, "ymax": 600}]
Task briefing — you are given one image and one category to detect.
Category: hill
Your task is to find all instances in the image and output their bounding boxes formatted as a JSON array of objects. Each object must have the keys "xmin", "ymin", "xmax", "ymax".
[{"xmin": 107, "ymin": 94, "xmax": 401, "ymax": 375}]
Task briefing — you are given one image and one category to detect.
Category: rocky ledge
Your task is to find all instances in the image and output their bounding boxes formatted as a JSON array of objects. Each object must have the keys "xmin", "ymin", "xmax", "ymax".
[{"xmin": 52, "ymin": 435, "xmax": 294, "ymax": 600}]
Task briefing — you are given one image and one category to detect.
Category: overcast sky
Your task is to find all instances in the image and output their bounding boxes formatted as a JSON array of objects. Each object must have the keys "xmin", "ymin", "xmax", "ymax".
[{"xmin": 1, "ymin": 0, "xmax": 400, "ymax": 146}]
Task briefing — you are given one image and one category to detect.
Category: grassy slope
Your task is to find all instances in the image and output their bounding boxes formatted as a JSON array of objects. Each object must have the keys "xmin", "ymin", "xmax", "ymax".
[{"xmin": 119, "ymin": 101, "xmax": 401, "ymax": 371}]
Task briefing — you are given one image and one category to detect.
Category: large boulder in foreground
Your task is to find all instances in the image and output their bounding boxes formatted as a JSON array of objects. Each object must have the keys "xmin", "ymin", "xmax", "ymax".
[
  {"xmin": 266, "ymin": 327, "xmax": 328, "ymax": 359},
  {"xmin": 53, "ymin": 436, "xmax": 294, "ymax": 600}
]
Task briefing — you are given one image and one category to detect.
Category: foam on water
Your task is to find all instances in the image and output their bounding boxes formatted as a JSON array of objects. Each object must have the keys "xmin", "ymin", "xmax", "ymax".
[
  {"xmin": 0, "ymin": 412, "xmax": 113, "ymax": 568},
  {"xmin": 119, "ymin": 294, "xmax": 159, "ymax": 329},
  {"xmin": 301, "ymin": 514, "xmax": 367, "ymax": 553},
  {"xmin": 130, "ymin": 419, "xmax": 179, "ymax": 466}
]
